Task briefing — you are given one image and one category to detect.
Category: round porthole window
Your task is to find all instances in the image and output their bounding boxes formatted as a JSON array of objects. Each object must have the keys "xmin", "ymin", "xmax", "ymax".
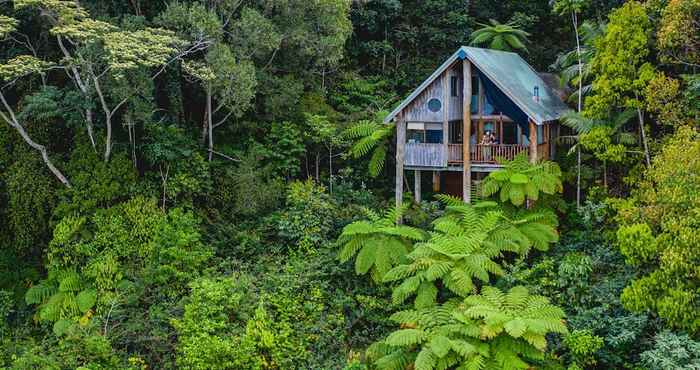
[{"xmin": 427, "ymin": 98, "xmax": 442, "ymax": 112}]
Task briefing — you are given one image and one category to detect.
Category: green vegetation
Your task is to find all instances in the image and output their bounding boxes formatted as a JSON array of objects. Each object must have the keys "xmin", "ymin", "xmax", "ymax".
[{"xmin": 0, "ymin": 0, "xmax": 698, "ymax": 369}]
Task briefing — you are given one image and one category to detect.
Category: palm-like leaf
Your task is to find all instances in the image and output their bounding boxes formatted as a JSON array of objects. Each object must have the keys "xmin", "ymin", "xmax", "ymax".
[
  {"xmin": 481, "ymin": 154, "xmax": 563, "ymax": 207},
  {"xmin": 447, "ymin": 286, "xmax": 568, "ymax": 369},
  {"xmin": 383, "ymin": 201, "xmax": 554, "ymax": 308},
  {"xmin": 470, "ymin": 20, "xmax": 530, "ymax": 53},
  {"xmin": 343, "ymin": 119, "xmax": 395, "ymax": 177},
  {"xmin": 338, "ymin": 205, "xmax": 424, "ymax": 283}
]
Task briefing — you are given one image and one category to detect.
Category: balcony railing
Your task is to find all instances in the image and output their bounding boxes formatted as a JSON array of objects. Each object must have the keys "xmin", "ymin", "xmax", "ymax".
[
  {"xmin": 404, "ymin": 142, "xmax": 446, "ymax": 167},
  {"xmin": 448, "ymin": 144, "xmax": 529, "ymax": 164}
]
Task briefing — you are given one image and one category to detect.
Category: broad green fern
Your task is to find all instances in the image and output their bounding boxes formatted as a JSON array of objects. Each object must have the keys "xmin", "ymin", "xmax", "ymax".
[
  {"xmin": 481, "ymin": 154, "xmax": 563, "ymax": 206},
  {"xmin": 338, "ymin": 205, "xmax": 424, "ymax": 283}
]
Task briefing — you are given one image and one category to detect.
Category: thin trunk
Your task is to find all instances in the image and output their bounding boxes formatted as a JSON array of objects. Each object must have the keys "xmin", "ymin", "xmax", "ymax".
[
  {"xmin": 573, "ymin": 11, "xmax": 583, "ymax": 208},
  {"xmin": 576, "ymin": 145, "xmax": 581, "ymax": 208},
  {"xmin": 160, "ymin": 164, "xmax": 169, "ymax": 211},
  {"xmin": 328, "ymin": 146, "xmax": 333, "ymax": 194},
  {"xmin": 573, "ymin": 11, "xmax": 583, "ymax": 113},
  {"xmin": 0, "ymin": 92, "xmax": 71, "ymax": 187},
  {"xmin": 57, "ymin": 36, "xmax": 97, "ymax": 150},
  {"xmin": 206, "ymin": 87, "xmax": 213, "ymax": 162},
  {"xmin": 315, "ymin": 153, "xmax": 320, "ymax": 181},
  {"xmin": 636, "ymin": 106, "xmax": 651, "ymax": 167},
  {"xmin": 603, "ymin": 160, "xmax": 607, "ymax": 188},
  {"xmin": 92, "ymin": 75, "xmax": 113, "ymax": 162}
]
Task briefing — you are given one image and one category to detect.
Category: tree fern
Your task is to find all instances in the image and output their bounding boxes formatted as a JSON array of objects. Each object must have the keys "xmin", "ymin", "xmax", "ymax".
[
  {"xmin": 457, "ymin": 286, "xmax": 568, "ymax": 369},
  {"xmin": 369, "ymin": 299, "xmax": 487, "ymax": 370},
  {"xmin": 383, "ymin": 204, "xmax": 521, "ymax": 308},
  {"xmin": 343, "ymin": 118, "xmax": 395, "ymax": 177},
  {"xmin": 25, "ymin": 269, "xmax": 96, "ymax": 335},
  {"xmin": 481, "ymin": 154, "xmax": 563, "ymax": 206},
  {"xmin": 337, "ymin": 205, "xmax": 424, "ymax": 283}
]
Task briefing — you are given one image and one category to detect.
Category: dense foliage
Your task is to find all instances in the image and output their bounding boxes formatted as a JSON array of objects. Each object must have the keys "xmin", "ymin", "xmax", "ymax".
[{"xmin": 0, "ymin": 0, "xmax": 698, "ymax": 369}]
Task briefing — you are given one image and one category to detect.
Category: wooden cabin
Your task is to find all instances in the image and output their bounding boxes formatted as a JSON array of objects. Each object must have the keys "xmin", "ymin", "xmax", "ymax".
[{"xmin": 385, "ymin": 47, "xmax": 570, "ymax": 207}]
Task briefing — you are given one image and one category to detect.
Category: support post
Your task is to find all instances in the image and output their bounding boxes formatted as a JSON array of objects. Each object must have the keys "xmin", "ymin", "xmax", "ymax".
[
  {"xmin": 529, "ymin": 119, "xmax": 537, "ymax": 163},
  {"xmin": 432, "ymin": 171, "xmax": 440, "ymax": 192},
  {"xmin": 396, "ymin": 113, "xmax": 405, "ymax": 219},
  {"xmin": 462, "ymin": 59, "xmax": 472, "ymax": 203},
  {"xmin": 414, "ymin": 170, "xmax": 421, "ymax": 203}
]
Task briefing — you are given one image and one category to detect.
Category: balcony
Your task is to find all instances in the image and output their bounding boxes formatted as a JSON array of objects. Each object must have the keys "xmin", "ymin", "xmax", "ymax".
[
  {"xmin": 405, "ymin": 143, "xmax": 529, "ymax": 168},
  {"xmin": 448, "ymin": 144, "xmax": 529, "ymax": 164}
]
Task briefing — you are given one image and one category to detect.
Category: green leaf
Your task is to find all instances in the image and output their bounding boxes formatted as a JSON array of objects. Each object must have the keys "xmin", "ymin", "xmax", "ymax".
[
  {"xmin": 53, "ymin": 319, "xmax": 72, "ymax": 337},
  {"xmin": 504, "ymin": 318, "xmax": 527, "ymax": 338},
  {"xmin": 509, "ymin": 173, "xmax": 529, "ymax": 184},
  {"xmin": 430, "ymin": 335, "xmax": 452, "ymax": 358},
  {"xmin": 415, "ymin": 347, "xmax": 436, "ymax": 370},
  {"xmin": 76, "ymin": 289, "xmax": 97, "ymax": 313},
  {"xmin": 385, "ymin": 329, "xmax": 426, "ymax": 346}
]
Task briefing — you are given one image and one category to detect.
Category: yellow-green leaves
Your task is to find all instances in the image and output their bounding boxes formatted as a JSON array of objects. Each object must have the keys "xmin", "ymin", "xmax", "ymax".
[
  {"xmin": 617, "ymin": 223, "xmax": 657, "ymax": 265},
  {"xmin": 0, "ymin": 55, "xmax": 54, "ymax": 81},
  {"xmin": 0, "ymin": 15, "xmax": 18, "ymax": 38},
  {"xmin": 51, "ymin": 18, "xmax": 116, "ymax": 41},
  {"xmin": 14, "ymin": 0, "xmax": 89, "ymax": 23},
  {"xmin": 585, "ymin": 1, "xmax": 654, "ymax": 118},
  {"xmin": 102, "ymin": 28, "xmax": 183, "ymax": 75}
]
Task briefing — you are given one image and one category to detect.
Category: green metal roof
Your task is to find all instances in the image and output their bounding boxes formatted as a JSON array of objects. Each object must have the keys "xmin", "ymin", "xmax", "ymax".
[{"xmin": 384, "ymin": 46, "xmax": 571, "ymax": 124}]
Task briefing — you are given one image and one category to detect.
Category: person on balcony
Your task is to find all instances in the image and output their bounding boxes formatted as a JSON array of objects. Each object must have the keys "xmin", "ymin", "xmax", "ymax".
[{"xmin": 480, "ymin": 130, "xmax": 496, "ymax": 161}]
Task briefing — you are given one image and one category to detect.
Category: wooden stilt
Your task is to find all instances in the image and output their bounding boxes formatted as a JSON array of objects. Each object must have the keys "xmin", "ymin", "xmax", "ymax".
[
  {"xmin": 462, "ymin": 59, "xmax": 472, "ymax": 203},
  {"xmin": 529, "ymin": 119, "xmax": 537, "ymax": 163},
  {"xmin": 396, "ymin": 113, "xmax": 405, "ymax": 220},
  {"xmin": 414, "ymin": 170, "xmax": 421, "ymax": 203},
  {"xmin": 432, "ymin": 171, "xmax": 440, "ymax": 192}
]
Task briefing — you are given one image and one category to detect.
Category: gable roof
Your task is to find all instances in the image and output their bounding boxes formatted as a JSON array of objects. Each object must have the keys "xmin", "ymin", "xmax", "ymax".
[{"xmin": 383, "ymin": 46, "xmax": 570, "ymax": 125}]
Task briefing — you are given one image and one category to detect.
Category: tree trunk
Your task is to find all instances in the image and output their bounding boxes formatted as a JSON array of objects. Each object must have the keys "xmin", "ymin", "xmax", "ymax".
[
  {"xmin": 315, "ymin": 153, "xmax": 320, "ymax": 181},
  {"xmin": 0, "ymin": 92, "xmax": 71, "ymax": 187},
  {"xmin": 636, "ymin": 107, "xmax": 651, "ymax": 167},
  {"xmin": 207, "ymin": 87, "xmax": 213, "ymax": 162},
  {"xmin": 573, "ymin": 10, "xmax": 583, "ymax": 208},
  {"xmin": 328, "ymin": 146, "xmax": 333, "ymax": 194},
  {"xmin": 576, "ymin": 145, "xmax": 581, "ymax": 208},
  {"xmin": 57, "ymin": 36, "xmax": 97, "ymax": 151},
  {"xmin": 603, "ymin": 160, "xmax": 607, "ymax": 188}
]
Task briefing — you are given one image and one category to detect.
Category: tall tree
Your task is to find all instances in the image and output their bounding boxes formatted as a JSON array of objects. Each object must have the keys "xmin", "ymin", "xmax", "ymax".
[
  {"xmin": 14, "ymin": 0, "xmax": 184, "ymax": 162},
  {"xmin": 585, "ymin": 1, "xmax": 655, "ymax": 167},
  {"xmin": 551, "ymin": 0, "xmax": 590, "ymax": 207}
]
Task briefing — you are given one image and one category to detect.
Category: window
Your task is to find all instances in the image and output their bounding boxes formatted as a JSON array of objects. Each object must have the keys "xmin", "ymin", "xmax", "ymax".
[
  {"xmin": 451, "ymin": 76, "xmax": 460, "ymax": 97},
  {"xmin": 406, "ymin": 122, "xmax": 443, "ymax": 144},
  {"xmin": 407, "ymin": 130, "xmax": 425, "ymax": 143},
  {"xmin": 427, "ymin": 98, "xmax": 442, "ymax": 112}
]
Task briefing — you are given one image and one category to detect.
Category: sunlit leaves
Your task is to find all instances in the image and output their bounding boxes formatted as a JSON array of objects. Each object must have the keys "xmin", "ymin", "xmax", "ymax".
[
  {"xmin": 0, "ymin": 15, "xmax": 18, "ymax": 38},
  {"xmin": 0, "ymin": 55, "xmax": 54, "ymax": 81}
]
